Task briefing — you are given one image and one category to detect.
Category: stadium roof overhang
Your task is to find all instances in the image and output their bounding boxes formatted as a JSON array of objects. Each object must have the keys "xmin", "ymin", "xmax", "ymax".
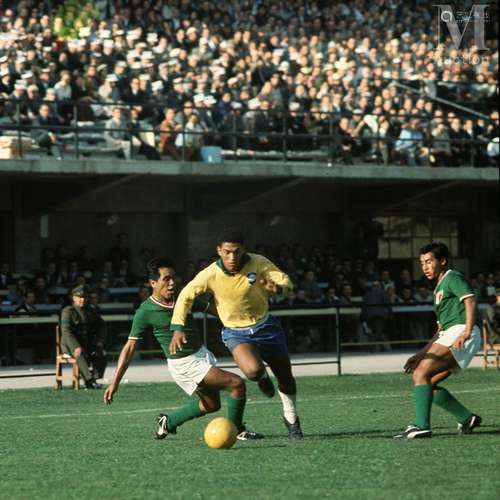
[{"xmin": 0, "ymin": 160, "xmax": 497, "ymax": 217}]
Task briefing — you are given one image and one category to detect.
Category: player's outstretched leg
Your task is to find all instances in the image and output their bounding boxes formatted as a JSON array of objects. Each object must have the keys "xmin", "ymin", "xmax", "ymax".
[
  {"xmin": 394, "ymin": 344, "xmax": 456, "ymax": 439},
  {"xmin": 156, "ymin": 398, "xmax": 206, "ymax": 439},
  {"xmin": 267, "ymin": 354, "xmax": 303, "ymax": 439},
  {"xmin": 156, "ymin": 367, "xmax": 234, "ymax": 440},
  {"xmin": 430, "ymin": 372, "xmax": 481, "ymax": 434}
]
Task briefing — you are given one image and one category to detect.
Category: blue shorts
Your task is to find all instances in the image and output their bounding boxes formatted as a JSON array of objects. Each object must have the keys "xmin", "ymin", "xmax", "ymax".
[{"xmin": 221, "ymin": 315, "xmax": 288, "ymax": 358}]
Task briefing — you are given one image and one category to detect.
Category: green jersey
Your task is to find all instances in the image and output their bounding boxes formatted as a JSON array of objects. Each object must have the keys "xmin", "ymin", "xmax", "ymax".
[
  {"xmin": 434, "ymin": 270, "xmax": 474, "ymax": 330},
  {"xmin": 129, "ymin": 296, "xmax": 202, "ymax": 359}
]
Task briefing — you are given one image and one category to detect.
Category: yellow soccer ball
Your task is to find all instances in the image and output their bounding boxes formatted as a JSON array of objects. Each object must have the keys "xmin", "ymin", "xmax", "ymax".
[{"xmin": 204, "ymin": 417, "xmax": 238, "ymax": 449}]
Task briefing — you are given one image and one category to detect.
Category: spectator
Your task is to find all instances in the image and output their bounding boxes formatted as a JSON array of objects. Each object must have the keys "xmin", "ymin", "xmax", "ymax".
[
  {"xmin": 14, "ymin": 290, "xmax": 38, "ymax": 315},
  {"xmin": 0, "ymin": 263, "xmax": 14, "ymax": 289},
  {"xmin": 338, "ymin": 282, "xmax": 357, "ymax": 342},
  {"xmin": 133, "ymin": 285, "xmax": 151, "ymax": 310},
  {"xmin": 299, "ymin": 270, "xmax": 323, "ymax": 302},
  {"xmin": 174, "ymin": 112, "xmax": 204, "ymax": 160},
  {"xmin": 115, "ymin": 259, "xmax": 134, "ymax": 287},
  {"xmin": 481, "ymin": 273, "xmax": 498, "ymax": 302},
  {"xmin": 31, "ymin": 104, "xmax": 62, "ymax": 157},
  {"xmin": 109, "ymin": 233, "xmax": 131, "ymax": 271},
  {"xmin": 394, "ymin": 117, "xmax": 427, "ymax": 166},
  {"xmin": 448, "ymin": 118, "xmax": 469, "ymax": 166},
  {"xmin": 33, "ymin": 276, "xmax": 49, "ymax": 304},
  {"xmin": 398, "ymin": 285, "xmax": 422, "ymax": 340},
  {"xmin": 159, "ymin": 107, "xmax": 182, "ymax": 159},
  {"xmin": 42, "ymin": 262, "xmax": 61, "ymax": 288},
  {"xmin": 128, "ymin": 106, "xmax": 162, "ymax": 160},
  {"xmin": 104, "ymin": 106, "xmax": 132, "ymax": 159},
  {"xmin": 414, "ymin": 284, "xmax": 432, "ymax": 303},
  {"xmin": 485, "ymin": 289, "xmax": 500, "ymax": 344},
  {"xmin": 396, "ymin": 269, "xmax": 414, "ymax": 295},
  {"xmin": 430, "ymin": 116, "xmax": 452, "ymax": 166},
  {"xmin": 361, "ymin": 281, "xmax": 391, "ymax": 349},
  {"xmin": 324, "ymin": 287, "xmax": 339, "ymax": 305},
  {"xmin": 59, "ymin": 285, "xmax": 106, "ymax": 389}
]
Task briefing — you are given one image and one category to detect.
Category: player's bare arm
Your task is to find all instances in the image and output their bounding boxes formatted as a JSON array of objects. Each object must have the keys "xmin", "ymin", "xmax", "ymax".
[
  {"xmin": 104, "ymin": 338, "xmax": 138, "ymax": 405},
  {"xmin": 452, "ymin": 296, "xmax": 476, "ymax": 350}
]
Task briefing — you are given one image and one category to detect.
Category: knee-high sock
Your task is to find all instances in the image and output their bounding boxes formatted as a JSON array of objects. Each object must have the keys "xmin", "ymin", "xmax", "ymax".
[
  {"xmin": 433, "ymin": 386, "xmax": 473, "ymax": 424},
  {"xmin": 278, "ymin": 390, "xmax": 298, "ymax": 424},
  {"xmin": 226, "ymin": 395, "xmax": 246, "ymax": 432},
  {"xmin": 414, "ymin": 384, "xmax": 433, "ymax": 429},
  {"xmin": 167, "ymin": 399, "xmax": 204, "ymax": 431}
]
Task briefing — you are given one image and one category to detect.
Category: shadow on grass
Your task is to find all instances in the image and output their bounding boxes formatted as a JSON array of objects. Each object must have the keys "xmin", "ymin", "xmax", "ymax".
[
  {"xmin": 263, "ymin": 425, "xmax": 500, "ymax": 440},
  {"xmin": 263, "ymin": 429, "xmax": 400, "ymax": 440},
  {"xmin": 232, "ymin": 444, "xmax": 288, "ymax": 451},
  {"xmin": 435, "ymin": 428, "xmax": 500, "ymax": 438}
]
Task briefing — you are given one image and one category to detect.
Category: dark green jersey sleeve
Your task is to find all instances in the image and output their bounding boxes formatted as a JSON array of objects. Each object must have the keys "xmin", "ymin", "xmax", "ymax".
[
  {"xmin": 129, "ymin": 307, "xmax": 149, "ymax": 340},
  {"xmin": 448, "ymin": 272, "xmax": 474, "ymax": 301}
]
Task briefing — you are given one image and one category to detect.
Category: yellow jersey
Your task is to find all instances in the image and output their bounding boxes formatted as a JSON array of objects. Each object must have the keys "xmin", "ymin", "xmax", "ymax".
[{"xmin": 171, "ymin": 253, "xmax": 293, "ymax": 329}]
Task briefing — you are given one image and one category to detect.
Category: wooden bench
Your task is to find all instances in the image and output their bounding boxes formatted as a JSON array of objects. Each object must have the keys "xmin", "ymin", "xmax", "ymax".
[
  {"xmin": 55, "ymin": 325, "xmax": 80, "ymax": 390},
  {"xmin": 482, "ymin": 319, "xmax": 500, "ymax": 370}
]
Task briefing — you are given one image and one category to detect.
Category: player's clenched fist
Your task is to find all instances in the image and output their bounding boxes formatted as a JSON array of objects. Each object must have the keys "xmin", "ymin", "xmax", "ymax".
[{"xmin": 260, "ymin": 277, "xmax": 282, "ymax": 295}]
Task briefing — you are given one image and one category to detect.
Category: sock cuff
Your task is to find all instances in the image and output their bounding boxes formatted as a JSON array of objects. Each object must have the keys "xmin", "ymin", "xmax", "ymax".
[
  {"xmin": 415, "ymin": 384, "xmax": 433, "ymax": 392},
  {"xmin": 226, "ymin": 394, "xmax": 246, "ymax": 403},
  {"xmin": 278, "ymin": 390, "xmax": 296, "ymax": 398}
]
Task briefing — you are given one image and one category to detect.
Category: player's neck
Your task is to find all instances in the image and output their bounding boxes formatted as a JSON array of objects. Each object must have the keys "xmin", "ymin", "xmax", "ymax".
[
  {"xmin": 152, "ymin": 293, "xmax": 174, "ymax": 306},
  {"xmin": 436, "ymin": 268, "xmax": 450, "ymax": 284}
]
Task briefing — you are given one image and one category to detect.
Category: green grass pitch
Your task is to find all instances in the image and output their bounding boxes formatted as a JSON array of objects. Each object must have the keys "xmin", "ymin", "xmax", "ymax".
[{"xmin": 1, "ymin": 370, "xmax": 499, "ymax": 499}]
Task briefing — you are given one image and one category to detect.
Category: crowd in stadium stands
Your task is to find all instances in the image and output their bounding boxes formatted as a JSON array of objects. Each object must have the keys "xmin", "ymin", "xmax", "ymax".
[
  {"xmin": 0, "ymin": 1, "xmax": 498, "ymax": 165},
  {"xmin": 1, "ymin": 233, "xmax": 499, "ymax": 352}
]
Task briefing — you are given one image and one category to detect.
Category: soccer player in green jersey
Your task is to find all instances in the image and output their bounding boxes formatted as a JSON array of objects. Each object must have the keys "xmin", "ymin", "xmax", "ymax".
[
  {"xmin": 104, "ymin": 258, "xmax": 261, "ymax": 441},
  {"xmin": 394, "ymin": 242, "xmax": 482, "ymax": 439}
]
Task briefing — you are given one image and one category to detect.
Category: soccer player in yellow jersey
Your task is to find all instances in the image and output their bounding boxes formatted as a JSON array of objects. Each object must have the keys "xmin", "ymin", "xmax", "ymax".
[{"xmin": 171, "ymin": 228, "xmax": 303, "ymax": 439}]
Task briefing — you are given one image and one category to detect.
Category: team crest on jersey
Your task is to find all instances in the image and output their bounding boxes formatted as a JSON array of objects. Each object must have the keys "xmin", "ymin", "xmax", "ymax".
[
  {"xmin": 435, "ymin": 290, "xmax": 443, "ymax": 305},
  {"xmin": 247, "ymin": 272, "xmax": 257, "ymax": 285}
]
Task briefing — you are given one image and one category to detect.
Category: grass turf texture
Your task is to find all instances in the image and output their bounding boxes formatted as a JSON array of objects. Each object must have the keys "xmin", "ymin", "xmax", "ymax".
[{"xmin": 1, "ymin": 370, "xmax": 499, "ymax": 500}]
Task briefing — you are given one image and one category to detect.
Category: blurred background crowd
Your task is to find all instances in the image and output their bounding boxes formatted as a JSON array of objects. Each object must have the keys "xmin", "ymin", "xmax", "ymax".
[{"xmin": 0, "ymin": 0, "xmax": 498, "ymax": 165}]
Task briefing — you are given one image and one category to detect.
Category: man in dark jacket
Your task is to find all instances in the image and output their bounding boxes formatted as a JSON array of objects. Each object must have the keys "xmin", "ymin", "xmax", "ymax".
[{"xmin": 60, "ymin": 285, "xmax": 107, "ymax": 389}]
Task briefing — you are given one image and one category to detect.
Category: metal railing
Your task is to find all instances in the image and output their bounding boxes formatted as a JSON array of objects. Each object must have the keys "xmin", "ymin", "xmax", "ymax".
[
  {"xmin": 0, "ymin": 98, "xmax": 497, "ymax": 166},
  {"xmin": 0, "ymin": 303, "xmax": 492, "ymax": 372}
]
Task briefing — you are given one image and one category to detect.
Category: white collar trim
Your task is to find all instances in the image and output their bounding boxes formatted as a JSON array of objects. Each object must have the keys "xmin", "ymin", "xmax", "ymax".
[
  {"xmin": 436, "ymin": 269, "xmax": 452, "ymax": 288},
  {"xmin": 150, "ymin": 296, "xmax": 175, "ymax": 309}
]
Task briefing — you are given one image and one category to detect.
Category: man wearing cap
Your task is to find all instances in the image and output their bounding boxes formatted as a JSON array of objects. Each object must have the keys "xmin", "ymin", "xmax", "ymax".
[
  {"xmin": 60, "ymin": 285, "xmax": 107, "ymax": 389},
  {"xmin": 485, "ymin": 289, "xmax": 500, "ymax": 345}
]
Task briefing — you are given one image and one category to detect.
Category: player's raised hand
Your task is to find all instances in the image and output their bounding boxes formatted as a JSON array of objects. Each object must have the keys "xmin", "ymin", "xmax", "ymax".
[
  {"xmin": 104, "ymin": 384, "xmax": 117, "ymax": 405},
  {"xmin": 170, "ymin": 331, "xmax": 187, "ymax": 355},
  {"xmin": 260, "ymin": 277, "xmax": 282, "ymax": 295}
]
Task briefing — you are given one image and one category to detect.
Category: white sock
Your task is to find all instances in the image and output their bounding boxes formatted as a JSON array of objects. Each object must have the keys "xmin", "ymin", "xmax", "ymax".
[{"xmin": 278, "ymin": 390, "xmax": 297, "ymax": 424}]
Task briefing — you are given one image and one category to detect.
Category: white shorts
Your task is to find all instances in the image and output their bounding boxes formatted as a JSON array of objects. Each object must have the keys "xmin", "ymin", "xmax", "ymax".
[
  {"xmin": 167, "ymin": 346, "xmax": 217, "ymax": 395},
  {"xmin": 434, "ymin": 324, "xmax": 481, "ymax": 370}
]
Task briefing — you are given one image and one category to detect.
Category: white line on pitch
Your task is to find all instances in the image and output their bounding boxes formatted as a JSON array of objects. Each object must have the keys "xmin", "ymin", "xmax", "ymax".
[{"xmin": 1, "ymin": 387, "xmax": 498, "ymax": 420}]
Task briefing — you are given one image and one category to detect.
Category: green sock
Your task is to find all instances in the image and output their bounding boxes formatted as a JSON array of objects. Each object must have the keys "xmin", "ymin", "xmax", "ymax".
[
  {"xmin": 167, "ymin": 399, "xmax": 204, "ymax": 431},
  {"xmin": 414, "ymin": 384, "xmax": 433, "ymax": 429},
  {"xmin": 226, "ymin": 395, "xmax": 246, "ymax": 432},
  {"xmin": 433, "ymin": 387, "xmax": 473, "ymax": 424}
]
